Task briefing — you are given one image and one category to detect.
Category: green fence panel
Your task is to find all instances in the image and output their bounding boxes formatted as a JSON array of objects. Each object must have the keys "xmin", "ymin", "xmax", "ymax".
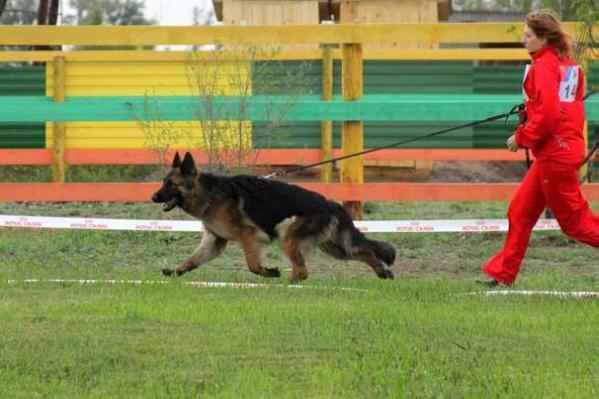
[
  {"xmin": 342, "ymin": 61, "xmax": 475, "ymax": 148},
  {"xmin": 255, "ymin": 121, "xmax": 473, "ymax": 149},
  {"xmin": 0, "ymin": 65, "xmax": 45, "ymax": 148},
  {"xmin": 473, "ymin": 64, "xmax": 523, "ymax": 148},
  {"xmin": 473, "ymin": 65, "xmax": 523, "ymax": 94},
  {"xmin": 239, "ymin": 60, "xmax": 318, "ymax": 149},
  {"xmin": 254, "ymin": 61, "xmax": 598, "ymax": 150},
  {"xmin": 0, "ymin": 61, "xmax": 594, "ymax": 153},
  {"xmin": 252, "ymin": 61, "xmax": 475, "ymax": 148}
]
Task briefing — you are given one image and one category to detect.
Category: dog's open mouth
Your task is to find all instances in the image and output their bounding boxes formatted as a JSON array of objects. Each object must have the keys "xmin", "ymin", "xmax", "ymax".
[{"xmin": 163, "ymin": 197, "xmax": 179, "ymax": 212}]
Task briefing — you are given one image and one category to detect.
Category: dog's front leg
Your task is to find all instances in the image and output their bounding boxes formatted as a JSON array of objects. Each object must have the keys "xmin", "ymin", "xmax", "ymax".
[
  {"xmin": 238, "ymin": 230, "xmax": 280, "ymax": 278},
  {"xmin": 162, "ymin": 230, "xmax": 227, "ymax": 276}
]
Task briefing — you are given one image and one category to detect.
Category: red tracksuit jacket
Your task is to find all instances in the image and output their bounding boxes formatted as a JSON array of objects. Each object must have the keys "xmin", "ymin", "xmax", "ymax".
[{"xmin": 515, "ymin": 45, "xmax": 586, "ymax": 165}]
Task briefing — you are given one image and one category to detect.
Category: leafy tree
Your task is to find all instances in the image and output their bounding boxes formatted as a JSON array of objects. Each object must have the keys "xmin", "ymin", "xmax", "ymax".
[
  {"xmin": 65, "ymin": 0, "xmax": 155, "ymax": 25},
  {"xmin": 0, "ymin": 0, "xmax": 37, "ymax": 25},
  {"xmin": 138, "ymin": 46, "xmax": 317, "ymax": 174},
  {"xmin": 0, "ymin": 0, "xmax": 39, "ymax": 54},
  {"xmin": 571, "ymin": 0, "xmax": 597, "ymax": 89},
  {"xmin": 64, "ymin": 0, "xmax": 155, "ymax": 50},
  {"xmin": 452, "ymin": 0, "xmax": 585, "ymax": 18},
  {"xmin": 192, "ymin": 4, "xmax": 215, "ymax": 26},
  {"xmin": 0, "ymin": 0, "xmax": 7, "ymax": 19}
]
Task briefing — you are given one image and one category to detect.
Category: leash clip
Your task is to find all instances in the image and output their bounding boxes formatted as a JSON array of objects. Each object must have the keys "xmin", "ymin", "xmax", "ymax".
[{"xmin": 262, "ymin": 171, "xmax": 280, "ymax": 179}]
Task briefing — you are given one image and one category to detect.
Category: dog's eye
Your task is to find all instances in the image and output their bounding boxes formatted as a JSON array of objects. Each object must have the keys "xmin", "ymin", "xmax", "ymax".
[{"xmin": 166, "ymin": 181, "xmax": 176, "ymax": 188}]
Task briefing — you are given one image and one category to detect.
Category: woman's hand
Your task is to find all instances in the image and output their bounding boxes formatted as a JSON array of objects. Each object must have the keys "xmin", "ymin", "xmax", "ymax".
[{"xmin": 507, "ymin": 135, "xmax": 520, "ymax": 152}]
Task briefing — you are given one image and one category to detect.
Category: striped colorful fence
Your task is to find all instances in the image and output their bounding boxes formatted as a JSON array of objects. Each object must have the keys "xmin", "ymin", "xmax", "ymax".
[{"xmin": 0, "ymin": 24, "xmax": 598, "ymax": 205}]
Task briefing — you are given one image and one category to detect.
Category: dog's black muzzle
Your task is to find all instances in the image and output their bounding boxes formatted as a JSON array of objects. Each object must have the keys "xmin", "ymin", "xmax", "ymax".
[{"xmin": 151, "ymin": 189, "xmax": 180, "ymax": 212}]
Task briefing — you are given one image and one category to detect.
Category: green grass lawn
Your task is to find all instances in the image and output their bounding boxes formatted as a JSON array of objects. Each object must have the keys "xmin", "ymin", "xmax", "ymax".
[{"xmin": 0, "ymin": 201, "xmax": 597, "ymax": 398}]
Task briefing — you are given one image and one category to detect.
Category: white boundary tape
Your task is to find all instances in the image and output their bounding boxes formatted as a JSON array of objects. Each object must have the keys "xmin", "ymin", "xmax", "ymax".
[
  {"xmin": 0, "ymin": 214, "xmax": 562, "ymax": 233},
  {"xmin": 5, "ymin": 278, "xmax": 367, "ymax": 292}
]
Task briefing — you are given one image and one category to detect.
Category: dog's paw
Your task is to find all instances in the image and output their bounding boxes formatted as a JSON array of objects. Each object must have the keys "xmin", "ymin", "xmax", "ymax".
[
  {"xmin": 377, "ymin": 269, "xmax": 394, "ymax": 280},
  {"xmin": 264, "ymin": 267, "xmax": 281, "ymax": 278},
  {"xmin": 289, "ymin": 276, "xmax": 307, "ymax": 284},
  {"xmin": 161, "ymin": 268, "xmax": 175, "ymax": 276},
  {"xmin": 289, "ymin": 271, "xmax": 308, "ymax": 284}
]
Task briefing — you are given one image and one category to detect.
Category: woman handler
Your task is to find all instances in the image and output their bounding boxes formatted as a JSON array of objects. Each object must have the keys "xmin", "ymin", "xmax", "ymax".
[{"xmin": 480, "ymin": 9, "xmax": 599, "ymax": 286}]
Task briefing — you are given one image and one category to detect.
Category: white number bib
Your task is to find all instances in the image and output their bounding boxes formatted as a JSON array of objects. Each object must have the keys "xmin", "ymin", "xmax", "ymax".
[
  {"xmin": 522, "ymin": 64, "xmax": 531, "ymax": 101},
  {"xmin": 558, "ymin": 65, "xmax": 579, "ymax": 103}
]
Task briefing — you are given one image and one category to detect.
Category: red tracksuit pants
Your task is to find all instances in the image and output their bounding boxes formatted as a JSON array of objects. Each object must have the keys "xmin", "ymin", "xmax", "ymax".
[{"xmin": 483, "ymin": 160, "xmax": 599, "ymax": 285}]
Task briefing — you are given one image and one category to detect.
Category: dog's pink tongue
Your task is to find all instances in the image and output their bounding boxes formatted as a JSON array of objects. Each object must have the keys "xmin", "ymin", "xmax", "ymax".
[{"xmin": 163, "ymin": 198, "xmax": 177, "ymax": 211}]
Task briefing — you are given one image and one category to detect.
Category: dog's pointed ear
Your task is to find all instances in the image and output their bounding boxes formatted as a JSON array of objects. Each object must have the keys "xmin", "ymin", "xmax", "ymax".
[
  {"xmin": 172, "ymin": 152, "xmax": 182, "ymax": 168},
  {"xmin": 180, "ymin": 152, "xmax": 197, "ymax": 176}
]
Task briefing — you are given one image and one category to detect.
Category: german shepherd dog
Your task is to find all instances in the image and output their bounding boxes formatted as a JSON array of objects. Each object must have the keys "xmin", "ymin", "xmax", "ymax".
[{"xmin": 152, "ymin": 152, "xmax": 396, "ymax": 282}]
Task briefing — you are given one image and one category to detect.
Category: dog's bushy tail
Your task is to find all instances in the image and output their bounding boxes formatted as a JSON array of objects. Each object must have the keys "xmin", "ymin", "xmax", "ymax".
[
  {"xmin": 328, "ymin": 202, "xmax": 396, "ymax": 266},
  {"xmin": 367, "ymin": 239, "xmax": 396, "ymax": 266}
]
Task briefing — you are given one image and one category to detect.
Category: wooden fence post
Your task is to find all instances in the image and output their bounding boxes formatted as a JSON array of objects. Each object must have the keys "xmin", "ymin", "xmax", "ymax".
[
  {"xmin": 580, "ymin": 121, "xmax": 589, "ymax": 181},
  {"xmin": 52, "ymin": 56, "xmax": 66, "ymax": 183},
  {"xmin": 579, "ymin": 56, "xmax": 590, "ymax": 182},
  {"xmin": 320, "ymin": 45, "xmax": 333, "ymax": 183},
  {"xmin": 341, "ymin": 42, "xmax": 363, "ymax": 219}
]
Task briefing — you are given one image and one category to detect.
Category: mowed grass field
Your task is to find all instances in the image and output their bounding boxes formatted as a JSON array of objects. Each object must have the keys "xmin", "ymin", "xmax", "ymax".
[{"xmin": 0, "ymin": 201, "xmax": 597, "ymax": 398}]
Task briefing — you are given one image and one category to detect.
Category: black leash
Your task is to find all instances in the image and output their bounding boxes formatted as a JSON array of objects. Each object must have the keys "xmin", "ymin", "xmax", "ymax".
[
  {"xmin": 263, "ymin": 107, "xmax": 522, "ymax": 179},
  {"xmin": 504, "ymin": 103, "xmax": 532, "ymax": 169},
  {"xmin": 580, "ymin": 131, "xmax": 598, "ymax": 184},
  {"xmin": 263, "ymin": 91, "xmax": 595, "ymax": 180}
]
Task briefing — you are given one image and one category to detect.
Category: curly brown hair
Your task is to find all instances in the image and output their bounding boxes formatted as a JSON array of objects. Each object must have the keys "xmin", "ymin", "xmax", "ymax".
[{"xmin": 525, "ymin": 9, "xmax": 573, "ymax": 60}]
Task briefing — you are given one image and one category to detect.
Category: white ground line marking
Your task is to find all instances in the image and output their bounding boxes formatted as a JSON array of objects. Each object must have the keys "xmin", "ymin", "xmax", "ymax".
[
  {"xmin": 7, "ymin": 280, "xmax": 595, "ymax": 297},
  {"xmin": 5, "ymin": 278, "xmax": 368, "ymax": 292},
  {"xmin": 462, "ymin": 290, "xmax": 598, "ymax": 299}
]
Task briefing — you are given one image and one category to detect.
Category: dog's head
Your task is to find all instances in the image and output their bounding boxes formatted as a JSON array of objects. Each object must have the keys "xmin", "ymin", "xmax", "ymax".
[{"xmin": 151, "ymin": 152, "xmax": 197, "ymax": 212}]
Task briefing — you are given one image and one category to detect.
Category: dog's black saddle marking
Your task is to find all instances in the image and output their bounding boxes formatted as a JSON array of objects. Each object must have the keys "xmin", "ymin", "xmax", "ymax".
[{"xmin": 200, "ymin": 174, "xmax": 333, "ymax": 239}]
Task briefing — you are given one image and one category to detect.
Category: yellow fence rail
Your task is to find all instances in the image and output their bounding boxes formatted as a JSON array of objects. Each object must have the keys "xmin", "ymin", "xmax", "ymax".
[{"xmin": 1, "ymin": 23, "xmax": 596, "ymax": 46}]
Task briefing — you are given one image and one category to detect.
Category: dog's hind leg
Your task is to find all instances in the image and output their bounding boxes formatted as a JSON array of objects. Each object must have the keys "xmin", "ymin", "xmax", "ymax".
[
  {"xmin": 277, "ymin": 217, "xmax": 315, "ymax": 283},
  {"xmin": 351, "ymin": 248, "xmax": 394, "ymax": 279},
  {"xmin": 322, "ymin": 202, "xmax": 395, "ymax": 279},
  {"xmin": 279, "ymin": 217, "xmax": 321, "ymax": 283},
  {"xmin": 320, "ymin": 239, "xmax": 393, "ymax": 279},
  {"xmin": 162, "ymin": 230, "xmax": 228, "ymax": 277},
  {"xmin": 238, "ymin": 229, "xmax": 280, "ymax": 278},
  {"xmin": 282, "ymin": 238, "xmax": 309, "ymax": 283},
  {"xmin": 319, "ymin": 241, "xmax": 349, "ymax": 260}
]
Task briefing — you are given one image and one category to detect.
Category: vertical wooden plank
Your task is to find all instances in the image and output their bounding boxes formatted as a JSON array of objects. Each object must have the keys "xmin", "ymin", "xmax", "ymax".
[
  {"xmin": 580, "ymin": 120, "xmax": 589, "ymax": 180},
  {"xmin": 579, "ymin": 62, "xmax": 590, "ymax": 181},
  {"xmin": 52, "ymin": 56, "xmax": 66, "ymax": 183},
  {"xmin": 341, "ymin": 42, "xmax": 363, "ymax": 219},
  {"xmin": 339, "ymin": 0, "xmax": 438, "ymax": 49},
  {"xmin": 339, "ymin": 0, "xmax": 358, "ymax": 24},
  {"xmin": 320, "ymin": 45, "xmax": 333, "ymax": 183},
  {"xmin": 222, "ymin": 0, "xmax": 319, "ymax": 49}
]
